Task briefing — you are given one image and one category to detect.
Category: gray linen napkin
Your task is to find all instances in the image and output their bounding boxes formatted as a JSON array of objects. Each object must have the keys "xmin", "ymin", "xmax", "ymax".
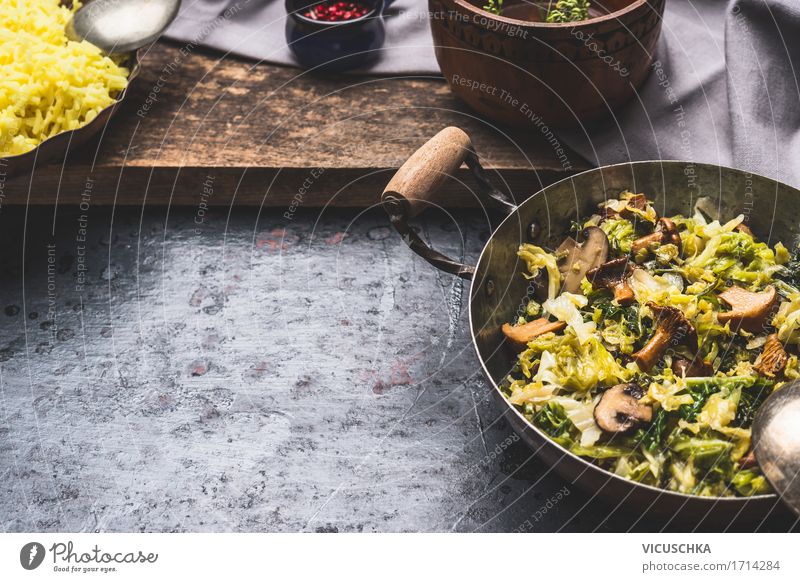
[
  {"xmin": 163, "ymin": 0, "xmax": 440, "ymax": 75},
  {"xmin": 560, "ymin": 0, "xmax": 800, "ymax": 190}
]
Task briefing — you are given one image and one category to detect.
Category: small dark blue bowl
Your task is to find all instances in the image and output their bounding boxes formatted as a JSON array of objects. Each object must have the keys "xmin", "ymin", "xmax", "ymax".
[{"xmin": 285, "ymin": 0, "xmax": 392, "ymax": 72}]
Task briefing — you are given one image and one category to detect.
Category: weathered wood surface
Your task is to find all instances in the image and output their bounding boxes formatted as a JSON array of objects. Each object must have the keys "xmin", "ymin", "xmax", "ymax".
[
  {"xmin": 2, "ymin": 43, "xmax": 588, "ymax": 207},
  {"xmin": 0, "ymin": 206, "xmax": 796, "ymax": 532}
]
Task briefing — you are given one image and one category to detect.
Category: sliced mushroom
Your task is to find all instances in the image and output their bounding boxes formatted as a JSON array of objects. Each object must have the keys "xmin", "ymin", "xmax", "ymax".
[
  {"xmin": 501, "ymin": 318, "xmax": 566, "ymax": 351},
  {"xmin": 753, "ymin": 334, "xmax": 788, "ymax": 377},
  {"xmin": 626, "ymin": 193, "xmax": 648, "ymax": 210},
  {"xmin": 630, "ymin": 232, "xmax": 661, "ymax": 254},
  {"xmin": 659, "ymin": 218, "xmax": 681, "ymax": 246},
  {"xmin": 631, "ymin": 217, "xmax": 682, "ymax": 255},
  {"xmin": 601, "ymin": 206, "xmax": 620, "ymax": 221},
  {"xmin": 556, "ymin": 226, "xmax": 609, "ymax": 294},
  {"xmin": 717, "ymin": 285, "xmax": 777, "ymax": 333},
  {"xmin": 599, "ymin": 194, "xmax": 649, "ymax": 221},
  {"xmin": 586, "ymin": 257, "xmax": 635, "ymax": 305},
  {"xmin": 632, "ymin": 303, "xmax": 698, "ymax": 371},
  {"xmin": 739, "ymin": 450, "xmax": 758, "ymax": 469},
  {"xmin": 593, "ymin": 383, "xmax": 653, "ymax": 433},
  {"xmin": 672, "ymin": 357, "xmax": 713, "ymax": 377}
]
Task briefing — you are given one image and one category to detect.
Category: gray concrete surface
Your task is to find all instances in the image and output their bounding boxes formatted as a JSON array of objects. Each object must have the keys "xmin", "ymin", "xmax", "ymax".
[{"xmin": 0, "ymin": 206, "xmax": 795, "ymax": 533}]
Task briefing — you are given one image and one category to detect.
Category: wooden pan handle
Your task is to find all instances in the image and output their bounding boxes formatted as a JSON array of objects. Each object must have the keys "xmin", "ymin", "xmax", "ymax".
[{"xmin": 381, "ymin": 127, "xmax": 474, "ymax": 220}]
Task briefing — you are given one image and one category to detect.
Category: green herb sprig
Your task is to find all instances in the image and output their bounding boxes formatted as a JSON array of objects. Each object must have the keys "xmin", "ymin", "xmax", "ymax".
[
  {"xmin": 546, "ymin": 0, "xmax": 590, "ymax": 23},
  {"xmin": 482, "ymin": 0, "xmax": 591, "ymax": 22},
  {"xmin": 483, "ymin": 0, "xmax": 503, "ymax": 15}
]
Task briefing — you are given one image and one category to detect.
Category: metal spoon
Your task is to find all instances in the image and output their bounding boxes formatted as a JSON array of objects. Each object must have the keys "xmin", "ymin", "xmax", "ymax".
[
  {"xmin": 752, "ymin": 380, "xmax": 800, "ymax": 515},
  {"xmin": 66, "ymin": 0, "xmax": 181, "ymax": 55}
]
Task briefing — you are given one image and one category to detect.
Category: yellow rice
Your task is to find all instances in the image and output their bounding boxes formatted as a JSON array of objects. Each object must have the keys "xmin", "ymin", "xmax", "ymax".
[{"xmin": 0, "ymin": 0, "xmax": 129, "ymax": 156}]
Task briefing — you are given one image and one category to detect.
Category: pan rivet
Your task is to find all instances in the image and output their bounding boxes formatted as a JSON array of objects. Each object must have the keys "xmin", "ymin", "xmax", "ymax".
[
  {"xmin": 527, "ymin": 221, "xmax": 541, "ymax": 241},
  {"xmin": 485, "ymin": 279, "xmax": 495, "ymax": 297}
]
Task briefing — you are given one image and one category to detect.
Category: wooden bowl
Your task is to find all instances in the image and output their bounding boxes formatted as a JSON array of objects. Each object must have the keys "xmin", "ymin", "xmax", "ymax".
[{"xmin": 429, "ymin": 0, "xmax": 665, "ymax": 126}]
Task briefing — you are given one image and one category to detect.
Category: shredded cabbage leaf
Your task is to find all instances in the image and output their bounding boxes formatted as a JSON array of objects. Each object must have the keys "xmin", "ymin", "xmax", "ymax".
[{"xmin": 518, "ymin": 244, "xmax": 561, "ymax": 301}]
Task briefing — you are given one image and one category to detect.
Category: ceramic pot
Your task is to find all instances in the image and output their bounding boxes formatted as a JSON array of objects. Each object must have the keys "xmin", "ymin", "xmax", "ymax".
[{"xmin": 285, "ymin": 0, "xmax": 394, "ymax": 71}]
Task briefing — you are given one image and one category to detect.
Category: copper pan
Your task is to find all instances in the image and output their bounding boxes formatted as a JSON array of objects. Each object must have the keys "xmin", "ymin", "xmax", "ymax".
[{"xmin": 381, "ymin": 127, "xmax": 795, "ymax": 525}]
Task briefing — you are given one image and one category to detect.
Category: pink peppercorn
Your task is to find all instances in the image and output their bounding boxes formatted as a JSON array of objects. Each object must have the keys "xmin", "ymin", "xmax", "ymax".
[{"xmin": 303, "ymin": 1, "xmax": 371, "ymax": 21}]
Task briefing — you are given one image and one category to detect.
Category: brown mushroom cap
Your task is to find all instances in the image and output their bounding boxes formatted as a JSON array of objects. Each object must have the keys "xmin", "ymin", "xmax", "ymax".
[
  {"xmin": 672, "ymin": 357, "xmax": 714, "ymax": 377},
  {"xmin": 631, "ymin": 217, "xmax": 682, "ymax": 255},
  {"xmin": 632, "ymin": 303, "xmax": 698, "ymax": 371},
  {"xmin": 556, "ymin": 226, "xmax": 609, "ymax": 294},
  {"xmin": 717, "ymin": 285, "xmax": 777, "ymax": 333},
  {"xmin": 501, "ymin": 318, "xmax": 566, "ymax": 352},
  {"xmin": 658, "ymin": 217, "xmax": 682, "ymax": 249},
  {"xmin": 586, "ymin": 257, "xmax": 635, "ymax": 305},
  {"xmin": 593, "ymin": 383, "xmax": 653, "ymax": 433},
  {"xmin": 753, "ymin": 334, "xmax": 788, "ymax": 377}
]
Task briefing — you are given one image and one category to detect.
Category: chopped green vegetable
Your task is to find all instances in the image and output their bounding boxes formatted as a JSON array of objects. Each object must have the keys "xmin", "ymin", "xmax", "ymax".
[
  {"xmin": 534, "ymin": 401, "xmax": 572, "ymax": 439},
  {"xmin": 506, "ymin": 192, "xmax": 793, "ymax": 497},
  {"xmin": 482, "ymin": 0, "xmax": 503, "ymax": 15},
  {"xmin": 732, "ymin": 380, "xmax": 773, "ymax": 427},
  {"xmin": 570, "ymin": 444, "xmax": 629, "ymax": 458},
  {"xmin": 679, "ymin": 377, "xmax": 773, "ymax": 422},
  {"xmin": 635, "ymin": 408, "xmax": 667, "ymax": 452},
  {"xmin": 732, "ymin": 469, "xmax": 772, "ymax": 496},
  {"xmin": 671, "ymin": 435, "xmax": 733, "ymax": 462},
  {"xmin": 600, "ymin": 218, "xmax": 635, "ymax": 254},
  {"xmin": 778, "ymin": 243, "xmax": 800, "ymax": 288},
  {"xmin": 545, "ymin": 0, "xmax": 590, "ymax": 23},
  {"xmin": 517, "ymin": 244, "xmax": 561, "ymax": 301}
]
